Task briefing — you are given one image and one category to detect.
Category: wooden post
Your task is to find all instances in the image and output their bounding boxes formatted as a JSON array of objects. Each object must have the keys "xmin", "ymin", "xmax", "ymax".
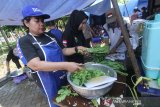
[{"xmin": 111, "ymin": 0, "xmax": 141, "ymax": 78}]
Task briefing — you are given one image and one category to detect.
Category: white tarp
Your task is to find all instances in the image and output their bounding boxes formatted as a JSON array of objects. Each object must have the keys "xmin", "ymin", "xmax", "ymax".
[{"xmin": 0, "ymin": 0, "xmax": 95, "ymax": 26}]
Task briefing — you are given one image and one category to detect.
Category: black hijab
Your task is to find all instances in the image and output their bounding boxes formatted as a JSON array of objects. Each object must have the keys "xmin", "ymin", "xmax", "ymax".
[{"xmin": 67, "ymin": 10, "xmax": 88, "ymax": 34}]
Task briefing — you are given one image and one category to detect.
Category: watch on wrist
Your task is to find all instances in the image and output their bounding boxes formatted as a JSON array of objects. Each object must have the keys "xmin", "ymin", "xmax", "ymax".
[{"xmin": 75, "ymin": 46, "xmax": 78, "ymax": 53}]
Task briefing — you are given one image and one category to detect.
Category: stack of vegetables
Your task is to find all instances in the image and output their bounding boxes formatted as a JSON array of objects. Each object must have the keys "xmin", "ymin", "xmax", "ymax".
[
  {"xmin": 56, "ymin": 86, "xmax": 78, "ymax": 103},
  {"xmin": 87, "ymin": 44, "xmax": 110, "ymax": 62},
  {"xmin": 100, "ymin": 60, "xmax": 128, "ymax": 76}
]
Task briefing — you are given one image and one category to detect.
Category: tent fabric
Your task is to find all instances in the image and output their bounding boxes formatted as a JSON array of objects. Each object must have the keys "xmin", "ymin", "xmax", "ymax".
[
  {"xmin": 0, "ymin": 0, "xmax": 95, "ymax": 26},
  {"xmin": 84, "ymin": 0, "xmax": 148, "ymax": 17},
  {"xmin": 119, "ymin": 0, "xmax": 139, "ymax": 17},
  {"xmin": 0, "ymin": 0, "xmax": 148, "ymax": 26},
  {"xmin": 84, "ymin": 0, "xmax": 111, "ymax": 16},
  {"xmin": 138, "ymin": 0, "xmax": 148, "ymax": 9},
  {"xmin": 118, "ymin": 0, "xmax": 148, "ymax": 17}
]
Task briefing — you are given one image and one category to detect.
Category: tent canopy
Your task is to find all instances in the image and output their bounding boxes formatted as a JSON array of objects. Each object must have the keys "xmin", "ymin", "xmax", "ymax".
[
  {"xmin": 84, "ymin": 0, "xmax": 111, "ymax": 16},
  {"xmin": 0, "ymin": 0, "xmax": 148, "ymax": 26},
  {"xmin": 0, "ymin": 0, "xmax": 95, "ymax": 26},
  {"xmin": 84, "ymin": 0, "xmax": 148, "ymax": 17},
  {"xmin": 118, "ymin": 0, "xmax": 148, "ymax": 17}
]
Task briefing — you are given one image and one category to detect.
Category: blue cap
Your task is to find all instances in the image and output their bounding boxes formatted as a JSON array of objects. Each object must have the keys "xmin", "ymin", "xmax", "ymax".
[{"xmin": 22, "ymin": 5, "xmax": 50, "ymax": 19}]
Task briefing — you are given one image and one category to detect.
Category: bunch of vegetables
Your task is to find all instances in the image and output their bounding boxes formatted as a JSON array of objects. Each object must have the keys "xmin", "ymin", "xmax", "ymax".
[
  {"xmin": 100, "ymin": 60, "xmax": 128, "ymax": 76},
  {"xmin": 70, "ymin": 69, "xmax": 106, "ymax": 86},
  {"xmin": 56, "ymin": 86, "xmax": 78, "ymax": 103},
  {"xmin": 56, "ymin": 85, "xmax": 100, "ymax": 107},
  {"xmin": 87, "ymin": 44, "xmax": 110, "ymax": 62},
  {"xmin": 87, "ymin": 44, "xmax": 109, "ymax": 54}
]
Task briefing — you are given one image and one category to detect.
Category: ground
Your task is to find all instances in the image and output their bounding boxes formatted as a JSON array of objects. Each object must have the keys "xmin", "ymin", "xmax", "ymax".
[
  {"xmin": 0, "ymin": 54, "xmax": 23, "ymax": 80},
  {"xmin": 0, "ymin": 54, "xmax": 49, "ymax": 107},
  {"xmin": 0, "ymin": 79, "xmax": 49, "ymax": 107}
]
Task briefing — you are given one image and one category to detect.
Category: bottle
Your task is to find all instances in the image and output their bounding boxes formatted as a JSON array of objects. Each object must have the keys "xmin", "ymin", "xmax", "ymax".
[{"xmin": 102, "ymin": 32, "xmax": 109, "ymax": 45}]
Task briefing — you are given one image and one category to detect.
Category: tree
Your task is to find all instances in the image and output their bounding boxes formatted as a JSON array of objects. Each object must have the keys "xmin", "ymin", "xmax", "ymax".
[{"xmin": 0, "ymin": 27, "xmax": 11, "ymax": 49}]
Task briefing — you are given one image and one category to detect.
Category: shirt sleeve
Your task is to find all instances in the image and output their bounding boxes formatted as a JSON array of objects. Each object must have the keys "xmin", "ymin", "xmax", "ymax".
[
  {"xmin": 62, "ymin": 32, "xmax": 75, "ymax": 48},
  {"xmin": 19, "ymin": 36, "xmax": 39, "ymax": 63}
]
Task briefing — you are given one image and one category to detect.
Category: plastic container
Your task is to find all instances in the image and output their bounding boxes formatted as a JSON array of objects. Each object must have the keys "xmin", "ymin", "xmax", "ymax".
[
  {"xmin": 91, "ymin": 37, "xmax": 101, "ymax": 43},
  {"xmin": 141, "ymin": 59, "xmax": 160, "ymax": 79},
  {"xmin": 141, "ymin": 14, "xmax": 160, "ymax": 79}
]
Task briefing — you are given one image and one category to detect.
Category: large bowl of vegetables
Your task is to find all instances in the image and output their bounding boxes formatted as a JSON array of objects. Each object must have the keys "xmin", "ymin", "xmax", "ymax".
[{"xmin": 67, "ymin": 63, "xmax": 117, "ymax": 99}]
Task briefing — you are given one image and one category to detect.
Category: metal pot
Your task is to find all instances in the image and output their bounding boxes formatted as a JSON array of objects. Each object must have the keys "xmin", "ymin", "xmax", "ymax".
[{"xmin": 67, "ymin": 63, "xmax": 117, "ymax": 99}]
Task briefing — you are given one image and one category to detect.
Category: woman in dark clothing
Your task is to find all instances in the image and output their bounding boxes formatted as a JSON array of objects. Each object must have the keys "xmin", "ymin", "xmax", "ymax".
[
  {"xmin": 62, "ymin": 10, "xmax": 88, "ymax": 63},
  {"xmin": 141, "ymin": 7, "xmax": 147, "ymax": 19},
  {"xmin": 18, "ymin": 5, "xmax": 86, "ymax": 107}
]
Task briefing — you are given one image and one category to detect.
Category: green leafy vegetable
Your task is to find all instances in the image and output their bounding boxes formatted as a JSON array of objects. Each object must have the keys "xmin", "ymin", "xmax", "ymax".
[
  {"xmin": 70, "ymin": 69, "xmax": 106, "ymax": 86},
  {"xmin": 91, "ymin": 99, "xmax": 99, "ymax": 107},
  {"xmin": 100, "ymin": 60, "xmax": 128, "ymax": 76},
  {"xmin": 87, "ymin": 44, "xmax": 109, "ymax": 62},
  {"xmin": 87, "ymin": 44, "xmax": 109, "ymax": 54},
  {"xmin": 56, "ymin": 86, "xmax": 78, "ymax": 103}
]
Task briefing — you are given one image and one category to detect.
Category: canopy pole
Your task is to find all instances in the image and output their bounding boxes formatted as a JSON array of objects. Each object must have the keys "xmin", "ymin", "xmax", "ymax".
[{"xmin": 111, "ymin": 0, "xmax": 141, "ymax": 78}]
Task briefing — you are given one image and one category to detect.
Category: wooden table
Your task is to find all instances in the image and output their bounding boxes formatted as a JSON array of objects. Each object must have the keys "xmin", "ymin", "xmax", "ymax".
[{"xmin": 53, "ymin": 75, "xmax": 126, "ymax": 107}]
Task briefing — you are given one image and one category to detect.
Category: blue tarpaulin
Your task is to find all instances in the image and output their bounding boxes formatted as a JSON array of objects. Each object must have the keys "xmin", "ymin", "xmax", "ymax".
[
  {"xmin": 0, "ymin": 0, "xmax": 148, "ymax": 26},
  {"xmin": 118, "ymin": 0, "xmax": 148, "ymax": 17},
  {"xmin": 85, "ymin": 0, "xmax": 148, "ymax": 17},
  {"xmin": 84, "ymin": 0, "xmax": 111, "ymax": 16},
  {"xmin": 0, "ymin": 0, "xmax": 95, "ymax": 25}
]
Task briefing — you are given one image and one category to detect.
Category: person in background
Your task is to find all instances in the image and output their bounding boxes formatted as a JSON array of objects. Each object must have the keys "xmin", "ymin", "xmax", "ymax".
[
  {"xmin": 46, "ymin": 21, "xmax": 63, "ymax": 42},
  {"xmin": 62, "ymin": 10, "xmax": 89, "ymax": 63},
  {"xmin": 89, "ymin": 24, "xmax": 97, "ymax": 37},
  {"xmin": 105, "ymin": 21, "xmax": 126, "ymax": 54},
  {"xmin": 141, "ymin": 7, "xmax": 147, "ymax": 19},
  {"xmin": 90, "ymin": 13, "xmax": 106, "ymax": 26},
  {"xmin": 18, "ymin": 5, "xmax": 86, "ymax": 107},
  {"xmin": 131, "ymin": 8, "xmax": 140, "ymax": 24},
  {"xmin": 6, "ymin": 48, "xmax": 22, "ymax": 75},
  {"xmin": 146, "ymin": 7, "xmax": 160, "ymax": 20},
  {"xmin": 82, "ymin": 23, "xmax": 93, "ymax": 47},
  {"xmin": 103, "ymin": 8, "xmax": 127, "ymax": 54}
]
